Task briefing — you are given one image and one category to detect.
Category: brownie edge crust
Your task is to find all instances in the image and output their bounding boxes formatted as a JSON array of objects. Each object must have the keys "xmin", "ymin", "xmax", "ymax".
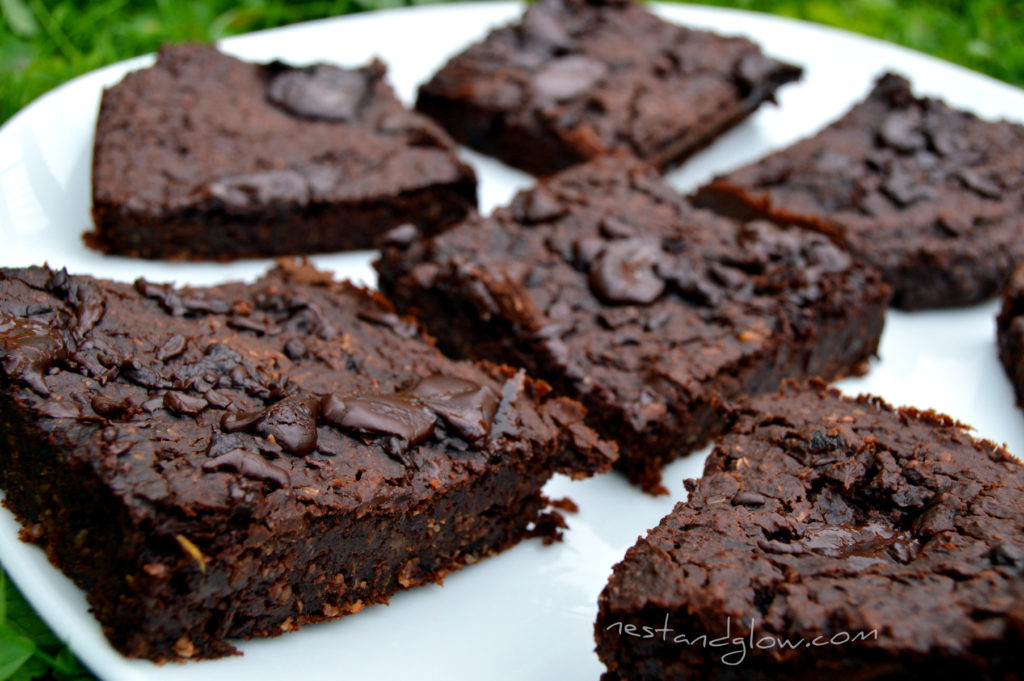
[
  {"xmin": 0, "ymin": 263, "xmax": 615, "ymax": 661},
  {"xmin": 596, "ymin": 381, "xmax": 1024, "ymax": 681}
]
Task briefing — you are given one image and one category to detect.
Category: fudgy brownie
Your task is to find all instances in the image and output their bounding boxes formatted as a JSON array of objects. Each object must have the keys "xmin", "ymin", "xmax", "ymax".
[
  {"xmin": 415, "ymin": 0, "xmax": 801, "ymax": 176},
  {"xmin": 0, "ymin": 262, "xmax": 615, "ymax": 661},
  {"xmin": 596, "ymin": 380, "xmax": 1024, "ymax": 680},
  {"xmin": 88, "ymin": 44, "xmax": 477, "ymax": 260},
  {"xmin": 694, "ymin": 73, "xmax": 1024, "ymax": 309},
  {"xmin": 997, "ymin": 263, "xmax": 1024, "ymax": 405},
  {"xmin": 376, "ymin": 156, "xmax": 889, "ymax": 492}
]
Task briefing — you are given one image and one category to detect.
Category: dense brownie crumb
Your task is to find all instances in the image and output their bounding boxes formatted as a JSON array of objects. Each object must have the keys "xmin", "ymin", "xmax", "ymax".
[
  {"xmin": 596, "ymin": 381, "xmax": 1024, "ymax": 680},
  {"xmin": 695, "ymin": 73, "xmax": 1024, "ymax": 309},
  {"xmin": 0, "ymin": 263, "xmax": 615, "ymax": 661},
  {"xmin": 376, "ymin": 155, "xmax": 889, "ymax": 492},
  {"xmin": 88, "ymin": 44, "xmax": 477, "ymax": 260},
  {"xmin": 997, "ymin": 263, "xmax": 1024, "ymax": 406},
  {"xmin": 415, "ymin": 0, "xmax": 801, "ymax": 176}
]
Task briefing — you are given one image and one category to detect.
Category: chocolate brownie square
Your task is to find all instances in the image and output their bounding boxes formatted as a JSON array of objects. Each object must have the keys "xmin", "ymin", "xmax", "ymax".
[
  {"xmin": 0, "ymin": 262, "xmax": 615, "ymax": 661},
  {"xmin": 88, "ymin": 44, "xmax": 477, "ymax": 260},
  {"xmin": 415, "ymin": 0, "xmax": 801, "ymax": 176},
  {"xmin": 695, "ymin": 73, "xmax": 1024, "ymax": 309},
  {"xmin": 596, "ymin": 381, "xmax": 1024, "ymax": 680},
  {"xmin": 376, "ymin": 155, "xmax": 889, "ymax": 492}
]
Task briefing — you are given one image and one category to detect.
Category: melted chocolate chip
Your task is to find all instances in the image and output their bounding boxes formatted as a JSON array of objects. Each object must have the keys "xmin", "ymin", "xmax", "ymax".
[
  {"xmin": 956, "ymin": 168, "xmax": 1003, "ymax": 199},
  {"xmin": 405, "ymin": 375, "xmax": 500, "ymax": 444},
  {"xmin": 356, "ymin": 308, "xmax": 418, "ymax": 339},
  {"xmin": 227, "ymin": 315, "xmax": 282, "ymax": 336},
  {"xmin": 221, "ymin": 410, "xmax": 264, "ymax": 433},
  {"xmin": 589, "ymin": 238, "xmax": 666, "ymax": 305},
  {"xmin": 655, "ymin": 261, "xmax": 721, "ymax": 307},
  {"xmin": 256, "ymin": 394, "xmax": 321, "ymax": 456},
  {"xmin": 377, "ymin": 112, "xmax": 441, "ymax": 146},
  {"xmin": 731, "ymin": 491, "xmax": 766, "ymax": 506},
  {"xmin": 204, "ymin": 389, "xmax": 232, "ymax": 410},
  {"xmin": 0, "ymin": 319, "xmax": 67, "ymax": 396},
  {"xmin": 267, "ymin": 64, "xmax": 369, "ymax": 121},
  {"xmin": 882, "ymin": 170, "xmax": 939, "ymax": 207},
  {"xmin": 90, "ymin": 394, "xmax": 135, "ymax": 419},
  {"xmin": 134, "ymin": 279, "xmax": 187, "ymax": 316},
  {"xmin": 599, "ymin": 216, "xmax": 636, "ymax": 239},
  {"xmin": 520, "ymin": 4, "xmax": 573, "ymax": 50},
  {"xmin": 203, "ymin": 448, "xmax": 290, "ymax": 488},
  {"xmin": 283, "ymin": 338, "xmax": 307, "ymax": 360},
  {"xmin": 515, "ymin": 189, "xmax": 567, "ymax": 224},
  {"xmin": 208, "ymin": 170, "xmax": 309, "ymax": 210},
  {"xmin": 156, "ymin": 335, "xmax": 187, "ymax": 362},
  {"xmin": 878, "ymin": 111, "xmax": 926, "ymax": 152},
  {"xmin": 321, "ymin": 393, "xmax": 436, "ymax": 447},
  {"xmin": 163, "ymin": 391, "xmax": 208, "ymax": 416},
  {"xmin": 532, "ymin": 55, "xmax": 608, "ymax": 103}
]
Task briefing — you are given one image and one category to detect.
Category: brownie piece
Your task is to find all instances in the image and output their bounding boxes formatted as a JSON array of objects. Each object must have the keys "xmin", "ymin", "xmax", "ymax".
[
  {"xmin": 88, "ymin": 44, "xmax": 477, "ymax": 260},
  {"xmin": 596, "ymin": 381, "xmax": 1024, "ymax": 680},
  {"xmin": 694, "ymin": 73, "xmax": 1024, "ymax": 309},
  {"xmin": 0, "ymin": 262, "xmax": 615, "ymax": 661},
  {"xmin": 415, "ymin": 0, "xmax": 801, "ymax": 176},
  {"xmin": 997, "ymin": 263, "xmax": 1024, "ymax": 405},
  {"xmin": 376, "ymin": 156, "xmax": 889, "ymax": 492}
]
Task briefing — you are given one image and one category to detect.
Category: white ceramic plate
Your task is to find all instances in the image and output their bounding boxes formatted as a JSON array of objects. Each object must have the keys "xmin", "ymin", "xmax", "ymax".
[{"xmin": 1, "ymin": 3, "xmax": 1023, "ymax": 680}]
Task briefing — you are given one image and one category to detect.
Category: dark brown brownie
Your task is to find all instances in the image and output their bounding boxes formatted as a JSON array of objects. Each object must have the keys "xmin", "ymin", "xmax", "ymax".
[
  {"xmin": 997, "ymin": 263, "xmax": 1024, "ymax": 405},
  {"xmin": 415, "ymin": 0, "xmax": 801, "ymax": 176},
  {"xmin": 375, "ymin": 156, "xmax": 889, "ymax": 492},
  {"xmin": 0, "ymin": 262, "xmax": 615, "ymax": 661},
  {"xmin": 694, "ymin": 73, "xmax": 1024, "ymax": 310},
  {"xmin": 596, "ymin": 380, "xmax": 1024, "ymax": 680},
  {"xmin": 88, "ymin": 44, "xmax": 477, "ymax": 260}
]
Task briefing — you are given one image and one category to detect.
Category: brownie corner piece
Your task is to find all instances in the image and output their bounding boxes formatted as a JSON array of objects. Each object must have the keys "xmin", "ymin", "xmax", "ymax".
[
  {"xmin": 415, "ymin": 0, "xmax": 801, "ymax": 176},
  {"xmin": 88, "ymin": 43, "xmax": 477, "ymax": 260},
  {"xmin": 0, "ymin": 262, "xmax": 614, "ymax": 661},
  {"xmin": 596, "ymin": 381, "xmax": 1024, "ymax": 680},
  {"xmin": 695, "ymin": 71, "xmax": 1024, "ymax": 309},
  {"xmin": 375, "ymin": 155, "xmax": 889, "ymax": 492}
]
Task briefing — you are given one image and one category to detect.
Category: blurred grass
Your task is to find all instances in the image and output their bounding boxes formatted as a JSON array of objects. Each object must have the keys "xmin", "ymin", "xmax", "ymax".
[
  {"xmin": 1, "ymin": 0, "xmax": 1022, "ymax": 123},
  {"xmin": 0, "ymin": 0, "xmax": 1022, "ymax": 679}
]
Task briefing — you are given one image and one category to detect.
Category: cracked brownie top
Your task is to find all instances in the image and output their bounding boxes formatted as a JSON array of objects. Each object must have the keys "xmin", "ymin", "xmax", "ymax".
[{"xmin": 597, "ymin": 380, "xmax": 1024, "ymax": 678}]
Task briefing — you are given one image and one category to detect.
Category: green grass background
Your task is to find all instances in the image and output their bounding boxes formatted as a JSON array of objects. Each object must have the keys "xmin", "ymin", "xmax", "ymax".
[
  {"xmin": 0, "ymin": 0, "xmax": 1022, "ymax": 679},
  {"xmin": 1, "ymin": 0, "xmax": 1022, "ymax": 123}
]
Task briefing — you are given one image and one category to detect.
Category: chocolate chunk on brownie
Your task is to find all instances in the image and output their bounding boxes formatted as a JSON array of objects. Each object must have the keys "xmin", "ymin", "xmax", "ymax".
[
  {"xmin": 375, "ymin": 155, "xmax": 889, "ymax": 492},
  {"xmin": 0, "ymin": 262, "xmax": 615, "ymax": 661},
  {"xmin": 88, "ymin": 44, "xmax": 477, "ymax": 260},
  {"xmin": 694, "ymin": 73, "xmax": 1024, "ymax": 309},
  {"xmin": 415, "ymin": 0, "xmax": 801, "ymax": 176},
  {"xmin": 596, "ymin": 381, "xmax": 1024, "ymax": 680},
  {"xmin": 997, "ymin": 263, "xmax": 1024, "ymax": 406}
]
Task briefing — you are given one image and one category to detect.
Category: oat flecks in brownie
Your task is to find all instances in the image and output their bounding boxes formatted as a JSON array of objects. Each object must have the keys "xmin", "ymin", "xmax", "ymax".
[
  {"xmin": 596, "ymin": 381, "xmax": 1024, "ymax": 680},
  {"xmin": 695, "ymin": 73, "xmax": 1024, "ymax": 309},
  {"xmin": 88, "ymin": 44, "xmax": 477, "ymax": 260},
  {"xmin": 415, "ymin": 0, "xmax": 801, "ymax": 175},
  {"xmin": 0, "ymin": 263, "xmax": 615, "ymax": 661},
  {"xmin": 376, "ymin": 155, "xmax": 890, "ymax": 492}
]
